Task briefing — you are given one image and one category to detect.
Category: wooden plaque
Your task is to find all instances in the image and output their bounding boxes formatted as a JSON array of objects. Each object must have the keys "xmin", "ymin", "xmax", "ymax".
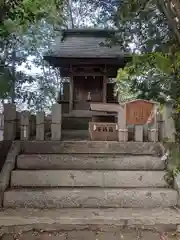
[
  {"xmin": 126, "ymin": 100, "xmax": 154, "ymax": 125},
  {"xmin": 89, "ymin": 122, "xmax": 118, "ymax": 141}
]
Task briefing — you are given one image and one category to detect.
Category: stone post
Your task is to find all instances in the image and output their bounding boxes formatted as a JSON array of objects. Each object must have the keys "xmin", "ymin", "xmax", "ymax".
[
  {"xmin": 135, "ymin": 125, "xmax": 143, "ymax": 142},
  {"xmin": 148, "ymin": 129, "xmax": 158, "ymax": 142},
  {"xmin": 148, "ymin": 104, "xmax": 158, "ymax": 142},
  {"xmin": 3, "ymin": 104, "xmax": 16, "ymax": 140},
  {"xmin": 36, "ymin": 112, "xmax": 45, "ymax": 140},
  {"xmin": 117, "ymin": 105, "xmax": 128, "ymax": 142},
  {"xmin": 51, "ymin": 104, "xmax": 62, "ymax": 141},
  {"xmin": 162, "ymin": 103, "xmax": 175, "ymax": 142},
  {"xmin": 20, "ymin": 111, "xmax": 30, "ymax": 140}
]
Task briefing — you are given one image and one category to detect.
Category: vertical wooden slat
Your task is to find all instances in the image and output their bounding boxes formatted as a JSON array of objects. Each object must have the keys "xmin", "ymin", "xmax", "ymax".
[{"xmin": 103, "ymin": 75, "xmax": 107, "ymax": 103}]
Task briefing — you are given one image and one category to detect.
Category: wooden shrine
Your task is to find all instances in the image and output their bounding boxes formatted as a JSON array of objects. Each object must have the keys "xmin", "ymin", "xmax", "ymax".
[{"xmin": 44, "ymin": 29, "xmax": 130, "ymax": 117}]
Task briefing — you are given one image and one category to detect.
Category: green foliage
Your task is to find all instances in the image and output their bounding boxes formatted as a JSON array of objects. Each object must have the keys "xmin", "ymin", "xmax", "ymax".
[
  {"xmin": 0, "ymin": 0, "xmax": 64, "ymax": 38},
  {"xmin": 164, "ymin": 146, "xmax": 180, "ymax": 186}
]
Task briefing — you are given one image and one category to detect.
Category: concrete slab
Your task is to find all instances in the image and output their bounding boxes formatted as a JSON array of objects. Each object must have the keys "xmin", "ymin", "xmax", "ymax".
[
  {"xmin": 11, "ymin": 170, "xmax": 168, "ymax": 188},
  {"xmin": 3, "ymin": 188, "xmax": 177, "ymax": 208}
]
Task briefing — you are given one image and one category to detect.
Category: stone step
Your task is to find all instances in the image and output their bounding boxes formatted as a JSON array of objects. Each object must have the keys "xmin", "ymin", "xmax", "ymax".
[
  {"xmin": 21, "ymin": 141, "xmax": 162, "ymax": 155},
  {"xmin": 11, "ymin": 170, "xmax": 168, "ymax": 188},
  {"xmin": 0, "ymin": 208, "xmax": 180, "ymax": 233},
  {"xmin": 4, "ymin": 188, "xmax": 177, "ymax": 208},
  {"xmin": 17, "ymin": 154, "xmax": 165, "ymax": 170}
]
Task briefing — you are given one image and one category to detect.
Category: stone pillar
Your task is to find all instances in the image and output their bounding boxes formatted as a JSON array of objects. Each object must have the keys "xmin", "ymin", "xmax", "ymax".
[
  {"xmin": 135, "ymin": 125, "xmax": 143, "ymax": 142},
  {"xmin": 148, "ymin": 129, "xmax": 158, "ymax": 142},
  {"xmin": 3, "ymin": 104, "xmax": 16, "ymax": 140},
  {"xmin": 117, "ymin": 105, "xmax": 128, "ymax": 142},
  {"xmin": 69, "ymin": 76, "xmax": 74, "ymax": 113},
  {"xmin": 162, "ymin": 103, "xmax": 175, "ymax": 142},
  {"xmin": 51, "ymin": 103, "xmax": 62, "ymax": 141},
  {"xmin": 148, "ymin": 104, "xmax": 158, "ymax": 142},
  {"xmin": 103, "ymin": 75, "xmax": 107, "ymax": 103},
  {"xmin": 36, "ymin": 112, "xmax": 45, "ymax": 140},
  {"xmin": 30, "ymin": 115, "xmax": 36, "ymax": 138},
  {"xmin": 20, "ymin": 111, "xmax": 30, "ymax": 140}
]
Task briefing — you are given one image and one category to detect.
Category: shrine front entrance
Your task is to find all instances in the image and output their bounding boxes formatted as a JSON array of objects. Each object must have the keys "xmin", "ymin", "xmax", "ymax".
[{"xmin": 73, "ymin": 76, "xmax": 103, "ymax": 110}]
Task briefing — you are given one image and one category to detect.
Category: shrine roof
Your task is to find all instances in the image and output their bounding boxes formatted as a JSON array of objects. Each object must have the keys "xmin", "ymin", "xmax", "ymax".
[{"xmin": 44, "ymin": 28, "xmax": 130, "ymax": 66}]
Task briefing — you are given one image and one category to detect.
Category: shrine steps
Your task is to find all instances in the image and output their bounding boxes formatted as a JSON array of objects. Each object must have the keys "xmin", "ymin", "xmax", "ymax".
[
  {"xmin": 17, "ymin": 154, "xmax": 165, "ymax": 170},
  {"xmin": 4, "ymin": 188, "xmax": 177, "ymax": 208},
  {"xmin": 3, "ymin": 141, "xmax": 178, "ymax": 210},
  {"xmin": 1, "ymin": 208, "xmax": 180, "ymax": 233}
]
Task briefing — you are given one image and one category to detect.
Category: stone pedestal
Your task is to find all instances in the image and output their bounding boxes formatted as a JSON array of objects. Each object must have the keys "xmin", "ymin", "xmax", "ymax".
[
  {"xmin": 3, "ymin": 104, "xmax": 16, "ymax": 140},
  {"xmin": 51, "ymin": 104, "xmax": 62, "ymax": 141},
  {"xmin": 135, "ymin": 125, "xmax": 143, "ymax": 142},
  {"xmin": 20, "ymin": 111, "xmax": 30, "ymax": 140},
  {"xmin": 36, "ymin": 112, "xmax": 45, "ymax": 140}
]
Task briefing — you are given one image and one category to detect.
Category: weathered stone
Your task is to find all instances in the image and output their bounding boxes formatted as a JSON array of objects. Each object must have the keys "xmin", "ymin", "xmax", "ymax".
[
  {"xmin": 162, "ymin": 103, "xmax": 175, "ymax": 142},
  {"xmin": 3, "ymin": 188, "xmax": 177, "ymax": 208},
  {"xmin": 148, "ymin": 129, "xmax": 158, "ymax": 142},
  {"xmin": 135, "ymin": 125, "xmax": 143, "ymax": 142},
  {"xmin": 141, "ymin": 231, "xmax": 163, "ymax": 240},
  {"xmin": 4, "ymin": 104, "xmax": 16, "ymax": 121},
  {"xmin": 67, "ymin": 231, "xmax": 95, "ymax": 240},
  {"xmin": 36, "ymin": 112, "xmax": 45, "ymax": 140},
  {"xmin": 0, "ymin": 142, "xmax": 20, "ymax": 190},
  {"xmin": 3, "ymin": 123, "xmax": 16, "ymax": 141},
  {"xmin": 1, "ymin": 232, "xmax": 66, "ymax": 240},
  {"xmin": 51, "ymin": 124, "xmax": 61, "ymax": 141},
  {"xmin": 51, "ymin": 104, "xmax": 62, "ymax": 124},
  {"xmin": 20, "ymin": 111, "xmax": 30, "ymax": 140},
  {"xmin": 20, "ymin": 111, "xmax": 30, "ymax": 126},
  {"xmin": 11, "ymin": 170, "xmax": 168, "ymax": 188},
  {"xmin": 118, "ymin": 129, "xmax": 128, "ymax": 142},
  {"xmin": 17, "ymin": 154, "xmax": 165, "ymax": 170},
  {"xmin": 174, "ymin": 175, "xmax": 180, "ymax": 207},
  {"xmin": 3, "ymin": 104, "xmax": 16, "ymax": 140},
  {"xmin": 0, "ymin": 141, "xmax": 21, "ymax": 207},
  {"xmin": 96, "ymin": 230, "xmax": 137, "ymax": 240},
  {"xmin": 0, "ymin": 208, "xmax": 179, "ymax": 234},
  {"xmin": 20, "ymin": 141, "xmax": 161, "ymax": 155}
]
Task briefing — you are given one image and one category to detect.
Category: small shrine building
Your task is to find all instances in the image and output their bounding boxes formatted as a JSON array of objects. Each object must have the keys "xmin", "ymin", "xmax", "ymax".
[{"xmin": 44, "ymin": 29, "xmax": 130, "ymax": 116}]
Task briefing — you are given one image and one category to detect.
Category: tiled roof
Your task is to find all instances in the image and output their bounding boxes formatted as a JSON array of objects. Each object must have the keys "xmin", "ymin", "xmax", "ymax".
[{"xmin": 44, "ymin": 29, "xmax": 127, "ymax": 59}]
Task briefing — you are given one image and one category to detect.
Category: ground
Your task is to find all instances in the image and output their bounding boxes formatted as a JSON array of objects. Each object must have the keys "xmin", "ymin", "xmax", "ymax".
[{"xmin": 1, "ymin": 230, "xmax": 180, "ymax": 240}]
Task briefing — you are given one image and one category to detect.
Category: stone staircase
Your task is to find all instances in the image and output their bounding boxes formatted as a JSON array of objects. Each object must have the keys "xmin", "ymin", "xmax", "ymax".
[
  {"xmin": 1, "ymin": 141, "xmax": 180, "ymax": 232},
  {"xmin": 3, "ymin": 141, "xmax": 177, "ymax": 209}
]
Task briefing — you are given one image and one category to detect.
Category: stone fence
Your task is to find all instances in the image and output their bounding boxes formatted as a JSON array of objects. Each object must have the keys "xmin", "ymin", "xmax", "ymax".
[
  {"xmin": 3, "ymin": 103, "xmax": 62, "ymax": 141},
  {"xmin": 2, "ymin": 101, "xmax": 176, "ymax": 142}
]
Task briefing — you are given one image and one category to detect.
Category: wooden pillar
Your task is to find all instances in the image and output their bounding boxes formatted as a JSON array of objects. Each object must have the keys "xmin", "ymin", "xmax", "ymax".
[
  {"xmin": 103, "ymin": 75, "xmax": 107, "ymax": 103},
  {"xmin": 69, "ymin": 75, "xmax": 74, "ymax": 113}
]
